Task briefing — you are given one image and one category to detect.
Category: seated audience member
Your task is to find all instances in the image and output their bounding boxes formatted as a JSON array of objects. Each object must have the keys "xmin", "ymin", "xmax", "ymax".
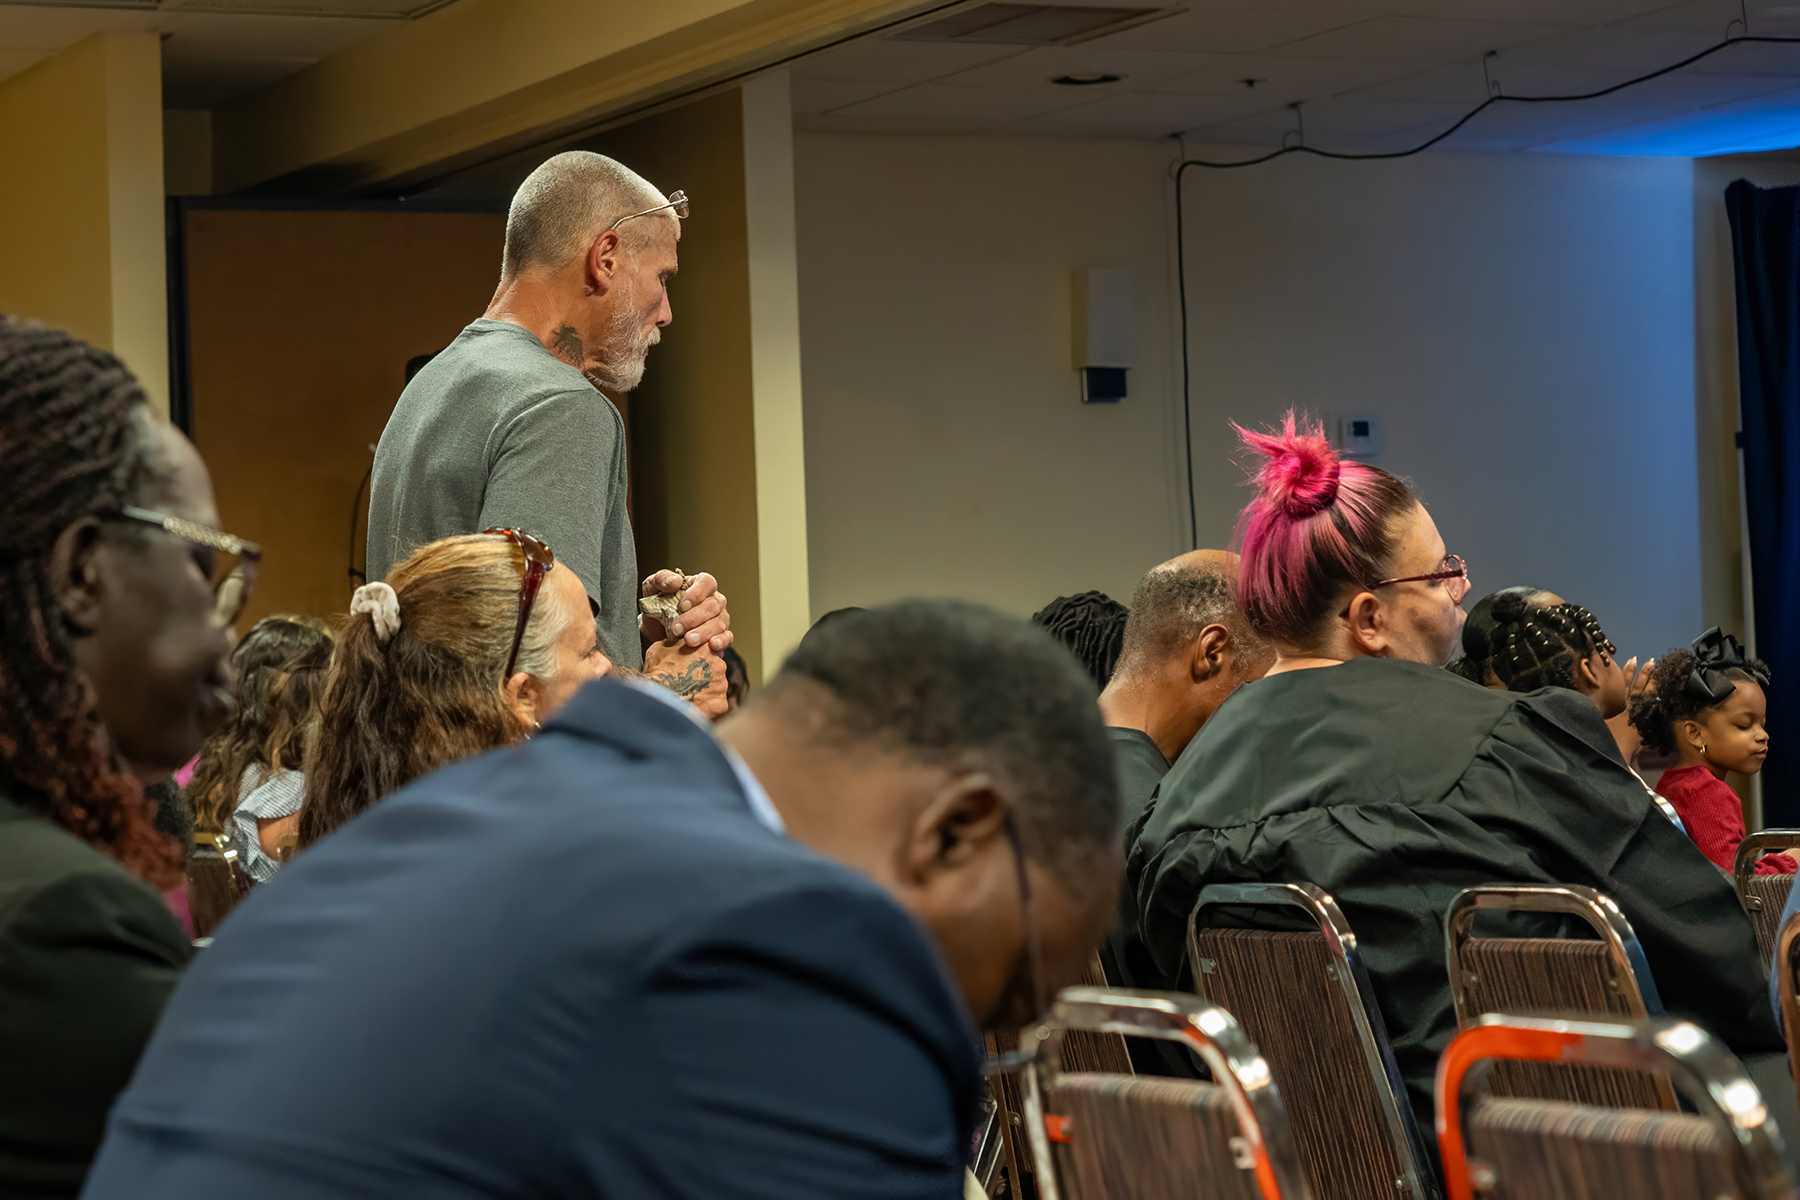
[
  {"xmin": 298, "ymin": 530, "xmax": 609, "ymax": 848},
  {"xmin": 1096, "ymin": 550, "xmax": 1273, "ymax": 1075},
  {"xmin": 1448, "ymin": 587, "xmax": 1561, "ymax": 686},
  {"xmin": 1129, "ymin": 413, "xmax": 1781, "ymax": 1132},
  {"xmin": 1630, "ymin": 629, "xmax": 1792, "ymax": 876},
  {"xmin": 721, "ymin": 644, "xmax": 749, "ymax": 713},
  {"xmin": 0, "ymin": 318, "xmax": 233, "ymax": 1196},
  {"xmin": 82, "ymin": 602, "xmax": 1121, "ymax": 1200},
  {"xmin": 1032, "ymin": 590, "xmax": 1129, "ymax": 688},
  {"xmin": 1098, "ymin": 550, "xmax": 1274, "ymax": 827},
  {"xmin": 188, "ymin": 615, "xmax": 335, "ymax": 881}
]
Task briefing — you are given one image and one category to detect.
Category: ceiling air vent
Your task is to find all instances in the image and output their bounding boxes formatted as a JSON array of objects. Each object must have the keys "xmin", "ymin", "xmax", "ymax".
[{"xmin": 893, "ymin": 3, "xmax": 1176, "ymax": 46}]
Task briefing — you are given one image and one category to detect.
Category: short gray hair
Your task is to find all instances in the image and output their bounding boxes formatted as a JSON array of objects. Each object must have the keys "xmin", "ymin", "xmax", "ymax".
[
  {"xmin": 1116, "ymin": 557, "xmax": 1259, "ymax": 673},
  {"xmin": 501, "ymin": 151, "xmax": 667, "ymax": 281}
]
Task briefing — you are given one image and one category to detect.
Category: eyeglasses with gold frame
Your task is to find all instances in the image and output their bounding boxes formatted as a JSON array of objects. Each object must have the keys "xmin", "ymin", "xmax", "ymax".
[{"xmin": 608, "ymin": 189, "xmax": 690, "ymax": 232}]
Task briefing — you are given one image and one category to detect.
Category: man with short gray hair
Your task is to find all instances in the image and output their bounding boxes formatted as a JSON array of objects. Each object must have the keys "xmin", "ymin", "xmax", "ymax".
[{"xmin": 367, "ymin": 151, "xmax": 731, "ymax": 712}]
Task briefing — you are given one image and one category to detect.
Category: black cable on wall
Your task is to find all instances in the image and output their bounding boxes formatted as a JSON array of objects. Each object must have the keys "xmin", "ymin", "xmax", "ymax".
[{"xmin": 1171, "ymin": 32, "xmax": 1800, "ymax": 549}]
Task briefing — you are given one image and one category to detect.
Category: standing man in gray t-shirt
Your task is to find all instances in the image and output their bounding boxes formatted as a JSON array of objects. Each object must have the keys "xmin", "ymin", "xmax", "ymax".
[{"xmin": 367, "ymin": 152, "xmax": 731, "ymax": 713}]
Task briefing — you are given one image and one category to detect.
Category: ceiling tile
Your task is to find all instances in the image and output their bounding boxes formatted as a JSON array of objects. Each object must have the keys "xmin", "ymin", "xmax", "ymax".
[
  {"xmin": 937, "ymin": 44, "xmax": 1205, "ymax": 87},
  {"xmin": 791, "ymin": 37, "xmax": 1028, "ymax": 83},
  {"xmin": 792, "ymin": 77, "xmax": 905, "ymax": 116},
  {"xmin": 1153, "ymin": 53, "xmax": 1413, "ymax": 100},
  {"xmin": 1086, "ymin": 7, "xmax": 1379, "ymax": 55},
  {"xmin": 1268, "ymin": 15, "xmax": 1579, "ymax": 61},
  {"xmin": 823, "ymin": 79, "xmax": 1107, "ymax": 122}
]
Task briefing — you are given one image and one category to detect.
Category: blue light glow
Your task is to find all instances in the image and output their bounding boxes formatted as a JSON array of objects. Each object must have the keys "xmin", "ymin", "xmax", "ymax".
[{"xmin": 1538, "ymin": 86, "xmax": 1800, "ymax": 157}]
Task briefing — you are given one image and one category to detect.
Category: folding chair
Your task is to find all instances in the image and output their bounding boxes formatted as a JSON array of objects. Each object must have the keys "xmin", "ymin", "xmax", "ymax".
[
  {"xmin": 1735, "ymin": 832, "xmax": 1800, "ymax": 972},
  {"xmin": 1437, "ymin": 1013, "xmax": 1795, "ymax": 1200},
  {"xmin": 1187, "ymin": 882, "xmax": 1440, "ymax": 1200},
  {"xmin": 1444, "ymin": 883, "xmax": 1673, "ymax": 1111},
  {"xmin": 1021, "ymin": 987, "xmax": 1312, "ymax": 1200},
  {"xmin": 979, "ymin": 955, "xmax": 1130, "ymax": 1197},
  {"xmin": 185, "ymin": 828, "xmax": 250, "ymax": 939}
]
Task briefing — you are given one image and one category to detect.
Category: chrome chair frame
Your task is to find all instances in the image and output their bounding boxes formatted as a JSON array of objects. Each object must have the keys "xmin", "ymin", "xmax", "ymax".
[
  {"xmin": 1020, "ymin": 987, "xmax": 1313, "ymax": 1200},
  {"xmin": 1187, "ymin": 882, "xmax": 1439, "ymax": 1200},
  {"xmin": 1436, "ymin": 1013, "xmax": 1796, "ymax": 1200},
  {"xmin": 1443, "ymin": 883, "xmax": 1664, "ymax": 1027},
  {"xmin": 1772, "ymin": 908, "xmax": 1800, "ymax": 1094},
  {"xmin": 1734, "ymin": 832, "xmax": 1800, "ymax": 888}
]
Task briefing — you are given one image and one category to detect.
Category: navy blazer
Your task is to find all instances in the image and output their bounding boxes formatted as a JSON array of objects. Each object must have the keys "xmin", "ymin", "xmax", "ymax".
[{"xmin": 83, "ymin": 679, "xmax": 982, "ymax": 1199}]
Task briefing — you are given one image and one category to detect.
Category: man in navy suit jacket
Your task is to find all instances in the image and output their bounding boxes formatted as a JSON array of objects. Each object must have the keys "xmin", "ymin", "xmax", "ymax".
[{"xmin": 83, "ymin": 601, "xmax": 1123, "ymax": 1199}]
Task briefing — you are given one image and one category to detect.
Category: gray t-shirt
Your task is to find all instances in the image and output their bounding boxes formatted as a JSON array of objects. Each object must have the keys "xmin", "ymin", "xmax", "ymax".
[{"xmin": 366, "ymin": 319, "xmax": 641, "ymax": 668}]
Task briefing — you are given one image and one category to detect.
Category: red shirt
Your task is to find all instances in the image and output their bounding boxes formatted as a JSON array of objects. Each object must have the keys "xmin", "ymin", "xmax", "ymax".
[{"xmin": 1657, "ymin": 764, "xmax": 1796, "ymax": 875}]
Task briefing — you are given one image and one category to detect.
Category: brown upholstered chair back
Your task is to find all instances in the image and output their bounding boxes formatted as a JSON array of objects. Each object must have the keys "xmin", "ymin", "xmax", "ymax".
[
  {"xmin": 1445, "ymin": 885, "xmax": 1673, "ymax": 1112},
  {"xmin": 1048, "ymin": 1074, "xmax": 1260, "ymax": 1200},
  {"xmin": 1188, "ymin": 884, "xmax": 1439, "ymax": 1200},
  {"xmin": 1734, "ymin": 832, "xmax": 1800, "ymax": 971},
  {"xmin": 1469, "ymin": 1098, "xmax": 1737, "ymax": 1200},
  {"xmin": 1438, "ymin": 1014, "xmax": 1795, "ymax": 1200},
  {"xmin": 1023, "ymin": 987, "xmax": 1312, "ymax": 1200},
  {"xmin": 980, "ymin": 956, "xmax": 1130, "ymax": 1197},
  {"xmin": 186, "ymin": 830, "xmax": 250, "ymax": 939}
]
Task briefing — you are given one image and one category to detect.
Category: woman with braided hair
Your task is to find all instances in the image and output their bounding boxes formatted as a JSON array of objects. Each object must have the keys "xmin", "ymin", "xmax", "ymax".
[
  {"xmin": 0, "ymin": 318, "xmax": 235, "ymax": 1195},
  {"xmin": 1131, "ymin": 411, "xmax": 1783, "ymax": 1137}
]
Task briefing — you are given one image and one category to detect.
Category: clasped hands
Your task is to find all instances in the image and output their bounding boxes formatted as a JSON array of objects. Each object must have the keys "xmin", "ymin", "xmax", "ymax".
[{"xmin": 640, "ymin": 569, "xmax": 731, "ymax": 719}]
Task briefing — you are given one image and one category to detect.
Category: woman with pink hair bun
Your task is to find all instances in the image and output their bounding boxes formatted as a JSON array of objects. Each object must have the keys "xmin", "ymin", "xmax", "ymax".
[
  {"xmin": 1125, "ymin": 411, "xmax": 1783, "ymax": 1147},
  {"xmin": 1233, "ymin": 412, "xmax": 1466, "ymax": 667}
]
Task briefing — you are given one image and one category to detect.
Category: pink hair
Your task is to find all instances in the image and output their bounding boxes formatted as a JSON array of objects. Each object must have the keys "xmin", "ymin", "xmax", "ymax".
[{"xmin": 1231, "ymin": 412, "xmax": 1418, "ymax": 647}]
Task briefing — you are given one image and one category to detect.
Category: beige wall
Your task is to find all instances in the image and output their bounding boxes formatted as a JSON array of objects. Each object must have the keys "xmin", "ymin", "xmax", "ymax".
[
  {"xmin": 0, "ymin": 32, "xmax": 167, "ymax": 414},
  {"xmin": 796, "ymin": 134, "xmax": 1710, "ymax": 660},
  {"xmin": 795, "ymin": 133, "xmax": 1187, "ymax": 620}
]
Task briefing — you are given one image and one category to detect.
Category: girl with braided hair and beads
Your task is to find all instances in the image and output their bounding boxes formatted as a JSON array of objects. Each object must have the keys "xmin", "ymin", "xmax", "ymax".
[
  {"xmin": 0, "ymin": 317, "xmax": 237, "ymax": 1194},
  {"xmin": 1629, "ymin": 630, "xmax": 1792, "ymax": 876}
]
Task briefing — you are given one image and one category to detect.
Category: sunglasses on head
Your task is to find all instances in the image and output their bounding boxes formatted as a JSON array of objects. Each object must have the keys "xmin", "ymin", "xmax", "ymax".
[{"xmin": 484, "ymin": 528, "xmax": 556, "ymax": 680}]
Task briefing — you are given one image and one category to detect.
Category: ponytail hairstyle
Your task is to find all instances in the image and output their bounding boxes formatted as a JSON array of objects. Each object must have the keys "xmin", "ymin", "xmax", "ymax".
[
  {"xmin": 1629, "ymin": 629, "xmax": 1770, "ymax": 756},
  {"xmin": 1232, "ymin": 412, "xmax": 1420, "ymax": 648},
  {"xmin": 1487, "ymin": 597, "xmax": 1614, "ymax": 693},
  {"xmin": 187, "ymin": 615, "xmax": 335, "ymax": 833},
  {"xmin": 1031, "ymin": 591, "xmax": 1128, "ymax": 690},
  {"xmin": 0, "ymin": 317, "xmax": 184, "ymax": 888},
  {"xmin": 297, "ymin": 533, "xmax": 571, "ymax": 848}
]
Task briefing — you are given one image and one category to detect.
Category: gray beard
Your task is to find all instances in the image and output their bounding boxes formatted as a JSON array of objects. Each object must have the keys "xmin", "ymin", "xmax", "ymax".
[{"xmin": 588, "ymin": 289, "xmax": 659, "ymax": 393}]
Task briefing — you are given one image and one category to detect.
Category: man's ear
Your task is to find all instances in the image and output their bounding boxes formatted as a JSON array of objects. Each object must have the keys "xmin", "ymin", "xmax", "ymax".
[
  {"xmin": 905, "ymin": 772, "xmax": 1009, "ymax": 886},
  {"xmin": 50, "ymin": 517, "xmax": 106, "ymax": 637},
  {"xmin": 1189, "ymin": 624, "xmax": 1231, "ymax": 684},
  {"xmin": 1344, "ymin": 590, "xmax": 1387, "ymax": 655},
  {"xmin": 585, "ymin": 229, "xmax": 624, "ymax": 292}
]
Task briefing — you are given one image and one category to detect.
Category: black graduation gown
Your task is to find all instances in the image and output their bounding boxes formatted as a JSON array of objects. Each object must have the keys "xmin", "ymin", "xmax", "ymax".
[{"xmin": 1127, "ymin": 657, "xmax": 1782, "ymax": 1129}]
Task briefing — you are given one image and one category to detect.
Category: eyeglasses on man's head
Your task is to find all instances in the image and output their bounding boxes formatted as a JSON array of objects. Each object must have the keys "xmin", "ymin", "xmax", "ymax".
[{"xmin": 607, "ymin": 189, "xmax": 690, "ymax": 232}]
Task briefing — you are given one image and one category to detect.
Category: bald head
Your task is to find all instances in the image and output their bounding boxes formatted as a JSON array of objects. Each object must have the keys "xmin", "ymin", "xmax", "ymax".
[
  {"xmin": 501, "ymin": 151, "xmax": 672, "ymax": 282},
  {"xmin": 1116, "ymin": 550, "xmax": 1261, "ymax": 674}
]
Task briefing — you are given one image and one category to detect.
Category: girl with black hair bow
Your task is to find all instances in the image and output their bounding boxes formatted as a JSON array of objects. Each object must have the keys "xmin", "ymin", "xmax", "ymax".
[{"xmin": 1629, "ymin": 629, "xmax": 1793, "ymax": 875}]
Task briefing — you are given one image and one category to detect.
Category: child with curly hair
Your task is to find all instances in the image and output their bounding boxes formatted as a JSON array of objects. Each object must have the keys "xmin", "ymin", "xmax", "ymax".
[{"xmin": 1629, "ymin": 628, "xmax": 1792, "ymax": 875}]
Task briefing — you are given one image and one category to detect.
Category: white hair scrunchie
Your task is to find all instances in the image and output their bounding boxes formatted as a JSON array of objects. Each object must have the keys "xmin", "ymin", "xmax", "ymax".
[{"xmin": 350, "ymin": 581, "xmax": 402, "ymax": 644}]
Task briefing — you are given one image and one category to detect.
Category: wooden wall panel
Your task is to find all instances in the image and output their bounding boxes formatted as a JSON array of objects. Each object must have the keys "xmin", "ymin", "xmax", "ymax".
[{"xmin": 183, "ymin": 208, "xmax": 505, "ymax": 628}]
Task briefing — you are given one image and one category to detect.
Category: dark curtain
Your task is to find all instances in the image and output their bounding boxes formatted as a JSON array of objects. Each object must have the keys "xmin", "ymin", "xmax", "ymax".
[{"xmin": 1726, "ymin": 180, "xmax": 1800, "ymax": 826}]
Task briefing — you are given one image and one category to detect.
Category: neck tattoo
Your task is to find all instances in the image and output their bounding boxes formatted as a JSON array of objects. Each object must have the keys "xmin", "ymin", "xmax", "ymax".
[{"xmin": 550, "ymin": 325, "xmax": 584, "ymax": 366}]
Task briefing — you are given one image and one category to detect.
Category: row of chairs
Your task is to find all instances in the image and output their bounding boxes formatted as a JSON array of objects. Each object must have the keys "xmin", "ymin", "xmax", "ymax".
[{"xmin": 979, "ymin": 838, "xmax": 1800, "ymax": 1200}]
